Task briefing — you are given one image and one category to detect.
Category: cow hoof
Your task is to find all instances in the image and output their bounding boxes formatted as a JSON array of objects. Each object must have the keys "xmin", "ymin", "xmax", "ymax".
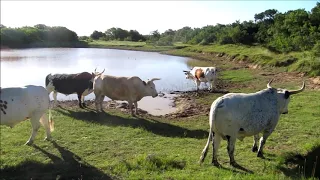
[
  {"xmin": 44, "ymin": 137, "xmax": 52, "ymax": 141},
  {"xmin": 25, "ymin": 141, "xmax": 33, "ymax": 146},
  {"xmin": 257, "ymin": 151, "xmax": 264, "ymax": 158},
  {"xmin": 252, "ymin": 146, "xmax": 258, "ymax": 152},
  {"xmin": 212, "ymin": 161, "xmax": 221, "ymax": 167},
  {"xmin": 230, "ymin": 161, "xmax": 239, "ymax": 167}
]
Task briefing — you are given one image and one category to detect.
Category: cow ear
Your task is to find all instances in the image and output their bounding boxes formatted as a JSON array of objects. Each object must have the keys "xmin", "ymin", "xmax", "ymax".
[
  {"xmin": 143, "ymin": 81, "xmax": 147, "ymax": 85},
  {"xmin": 91, "ymin": 73, "xmax": 94, "ymax": 76},
  {"xmin": 284, "ymin": 91, "xmax": 290, "ymax": 99}
]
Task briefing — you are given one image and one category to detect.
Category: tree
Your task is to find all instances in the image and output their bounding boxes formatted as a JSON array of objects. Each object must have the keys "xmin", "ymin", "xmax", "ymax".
[
  {"xmin": 34, "ymin": 24, "xmax": 49, "ymax": 30},
  {"xmin": 310, "ymin": 2, "xmax": 320, "ymax": 26},
  {"xmin": 90, "ymin": 30, "xmax": 105, "ymax": 40}
]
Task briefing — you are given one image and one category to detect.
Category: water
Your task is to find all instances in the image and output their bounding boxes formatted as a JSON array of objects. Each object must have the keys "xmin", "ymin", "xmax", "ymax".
[{"xmin": 1, "ymin": 48, "xmax": 201, "ymax": 115}]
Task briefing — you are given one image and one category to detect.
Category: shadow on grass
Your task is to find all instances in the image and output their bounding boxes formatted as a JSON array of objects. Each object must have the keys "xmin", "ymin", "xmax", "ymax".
[
  {"xmin": 217, "ymin": 163, "xmax": 254, "ymax": 175},
  {"xmin": 278, "ymin": 145, "xmax": 320, "ymax": 179},
  {"xmin": 56, "ymin": 107, "xmax": 208, "ymax": 139},
  {"xmin": 0, "ymin": 141, "xmax": 114, "ymax": 180}
]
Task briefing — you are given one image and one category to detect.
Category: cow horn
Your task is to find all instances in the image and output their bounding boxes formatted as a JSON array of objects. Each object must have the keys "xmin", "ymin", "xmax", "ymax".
[
  {"xmin": 288, "ymin": 81, "xmax": 305, "ymax": 95},
  {"xmin": 267, "ymin": 79, "xmax": 274, "ymax": 88},
  {"xmin": 96, "ymin": 68, "xmax": 105, "ymax": 76},
  {"xmin": 150, "ymin": 78, "xmax": 161, "ymax": 82}
]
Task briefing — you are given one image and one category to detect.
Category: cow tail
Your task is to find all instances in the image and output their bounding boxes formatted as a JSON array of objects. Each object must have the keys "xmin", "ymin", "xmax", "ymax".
[
  {"xmin": 48, "ymin": 107, "xmax": 54, "ymax": 132},
  {"xmin": 199, "ymin": 98, "xmax": 221, "ymax": 164}
]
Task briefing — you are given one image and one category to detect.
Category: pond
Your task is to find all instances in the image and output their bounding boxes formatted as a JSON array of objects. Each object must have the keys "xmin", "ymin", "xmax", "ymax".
[{"xmin": 1, "ymin": 48, "xmax": 204, "ymax": 115}]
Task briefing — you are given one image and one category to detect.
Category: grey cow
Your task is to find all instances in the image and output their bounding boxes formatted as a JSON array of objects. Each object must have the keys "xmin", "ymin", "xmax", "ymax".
[
  {"xmin": 93, "ymin": 70, "xmax": 161, "ymax": 116},
  {"xmin": 199, "ymin": 79, "xmax": 305, "ymax": 167}
]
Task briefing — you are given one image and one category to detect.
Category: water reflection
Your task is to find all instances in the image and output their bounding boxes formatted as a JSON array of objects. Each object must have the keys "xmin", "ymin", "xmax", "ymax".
[{"xmin": 1, "ymin": 48, "xmax": 207, "ymax": 101}]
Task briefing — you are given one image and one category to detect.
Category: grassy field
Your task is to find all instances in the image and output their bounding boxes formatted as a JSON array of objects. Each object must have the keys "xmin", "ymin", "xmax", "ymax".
[
  {"xmin": 87, "ymin": 40, "xmax": 320, "ymax": 77},
  {"xmin": 88, "ymin": 40, "xmax": 179, "ymax": 52},
  {"xmin": 1, "ymin": 55, "xmax": 319, "ymax": 180}
]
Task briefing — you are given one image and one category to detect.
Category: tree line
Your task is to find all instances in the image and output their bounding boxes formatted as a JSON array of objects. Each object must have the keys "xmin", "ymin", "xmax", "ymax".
[
  {"xmin": 86, "ymin": 2, "xmax": 320, "ymax": 53},
  {"xmin": 0, "ymin": 24, "xmax": 86, "ymax": 48},
  {"xmin": 1, "ymin": 2, "xmax": 319, "ymax": 54}
]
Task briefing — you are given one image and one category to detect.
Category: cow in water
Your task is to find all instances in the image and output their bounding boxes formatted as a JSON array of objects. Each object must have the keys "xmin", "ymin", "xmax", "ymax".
[
  {"xmin": 0, "ymin": 85, "xmax": 54, "ymax": 145},
  {"xmin": 45, "ymin": 69, "xmax": 105, "ymax": 108},
  {"xmin": 183, "ymin": 66, "xmax": 218, "ymax": 92}
]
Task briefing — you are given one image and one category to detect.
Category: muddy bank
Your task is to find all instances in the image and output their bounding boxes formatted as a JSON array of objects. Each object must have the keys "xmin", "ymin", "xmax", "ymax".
[
  {"xmin": 50, "ymin": 90, "xmax": 224, "ymax": 118},
  {"xmin": 50, "ymin": 93, "xmax": 180, "ymax": 117}
]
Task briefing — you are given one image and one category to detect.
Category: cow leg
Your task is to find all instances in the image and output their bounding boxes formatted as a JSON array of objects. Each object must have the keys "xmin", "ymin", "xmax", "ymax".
[
  {"xmin": 252, "ymin": 134, "xmax": 260, "ymax": 152},
  {"xmin": 39, "ymin": 113, "xmax": 52, "ymax": 141},
  {"xmin": 212, "ymin": 133, "xmax": 222, "ymax": 166},
  {"xmin": 25, "ymin": 113, "xmax": 42, "ymax": 145},
  {"xmin": 128, "ymin": 101, "xmax": 134, "ymax": 116},
  {"xmin": 53, "ymin": 91, "xmax": 58, "ymax": 107},
  {"xmin": 134, "ymin": 101, "xmax": 138, "ymax": 115},
  {"xmin": 81, "ymin": 94, "xmax": 86, "ymax": 108},
  {"xmin": 195, "ymin": 80, "xmax": 201, "ymax": 92},
  {"xmin": 77, "ymin": 93, "xmax": 84, "ymax": 108},
  {"xmin": 95, "ymin": 95, "xmax": 104, "ymax": 112},
  {"xmin": 210, "ymin": 81, "xmax": 215, "ymax": 92},
  {"xmin": 226, "ymin": 135, "xmax": 238, "ymax": 166},
  {"xmin": 100, "ymin": 95, "xmax": 105, "ymax": 111},
  {"xmin": 257, "ymin": 131, "xmax": 271, "ymax": 158}
]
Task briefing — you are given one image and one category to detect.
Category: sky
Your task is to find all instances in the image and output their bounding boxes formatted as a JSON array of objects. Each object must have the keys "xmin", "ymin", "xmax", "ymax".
[{"xmin": 1, "ymin": 1, "xmax": 319, "ymax": 36}]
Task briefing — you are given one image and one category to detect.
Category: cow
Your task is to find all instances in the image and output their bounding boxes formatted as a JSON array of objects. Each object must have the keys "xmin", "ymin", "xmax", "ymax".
[
  {"xmin": 183, "ymin": 66, "xmax": 218, "ymax": 92},
  {"xmin": 45, "ymin": 69, "xmax": 103, "ymax": 108},
  {"xmin": 199, "ymin": 79, "xmax": 305, "ymax": 167},
  {"xmin": 93, "ymin": 71, "xmax": 161, "ymax": 116},
  {"xmin": 0, "ymin": 85, "xmax": 54, "ymax": 145}
]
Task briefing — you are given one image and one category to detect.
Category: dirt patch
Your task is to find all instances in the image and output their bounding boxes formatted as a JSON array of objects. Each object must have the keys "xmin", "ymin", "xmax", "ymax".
[
  {"xmin": 164, "ymin": 93, "xmax": 208, "ymax": 119},
  {"xmin": 272, "ymin": 72, "xmax": 320, "ymax": 90}
]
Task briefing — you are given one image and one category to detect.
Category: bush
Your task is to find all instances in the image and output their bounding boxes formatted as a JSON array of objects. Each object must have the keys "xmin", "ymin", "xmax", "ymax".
[{"xmin": 312, "ymin": 41, "xmax": 320, "ymax": 57}]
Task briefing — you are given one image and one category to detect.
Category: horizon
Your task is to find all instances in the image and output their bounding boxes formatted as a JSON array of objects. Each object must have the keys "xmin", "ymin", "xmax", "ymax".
[{"xmin": 1, "ymin": 1, "xmax": 319, "ymax": 36}]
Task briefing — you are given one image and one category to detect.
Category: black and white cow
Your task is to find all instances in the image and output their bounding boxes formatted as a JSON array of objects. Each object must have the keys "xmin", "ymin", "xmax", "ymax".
[{"xmin": 45, "ymin": 69, "xmax": 104, "ymax": 108}]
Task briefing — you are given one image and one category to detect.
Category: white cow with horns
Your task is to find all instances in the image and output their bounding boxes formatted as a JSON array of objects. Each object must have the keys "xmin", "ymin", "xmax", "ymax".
[
  {"xmin": 199, "ymin": 79, "xmax": 305, "ymax": 167},
  {"xmin": 0, "ymin": 85, "xmax": 54, "ymax": 145},
  {"xmin": 183, "ymin": 66, "xmax": 218, "ymax": 92},
  {"xmin": 93, "ymin": 69, "xmax": 161, "ymax": 116}
]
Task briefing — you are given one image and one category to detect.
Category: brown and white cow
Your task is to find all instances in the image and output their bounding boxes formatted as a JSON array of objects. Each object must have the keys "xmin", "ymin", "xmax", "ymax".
[{"xmin": 183, "ymin": 66, "xmax": 218, "ymax": 91}]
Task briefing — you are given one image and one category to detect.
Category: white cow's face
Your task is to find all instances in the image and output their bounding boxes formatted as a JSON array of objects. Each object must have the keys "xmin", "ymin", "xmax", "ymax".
[
  {"xmin": 267, "ymin": 79, "xmax": 305, "ymax": 115},
  {"xmin": 277, "ymin": 89, "xmax": 291, "ymax": 114},
  {"xmin": 144, "ymin": 78, "xmax": 161, "ymax": 98}
]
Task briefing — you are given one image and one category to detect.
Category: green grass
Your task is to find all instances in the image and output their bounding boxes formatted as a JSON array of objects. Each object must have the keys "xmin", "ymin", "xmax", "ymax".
[
  {"xmin": 89, "ymin": 40, "xmax": 146, "ymax": 47},
  {"xmin": 165, "ymin": 44, "xmax": 320, "ymax": 77},
  {"xmin": 88, "ymin": 40, "xmax": 178, "ymax": 52},
  {"xmin": 1, "ymin": 67, "xmax": 319, "ymax": 179},
  {"xmin": 220, "ymin": 69, "xmax": 255, "ymax": 82}
]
